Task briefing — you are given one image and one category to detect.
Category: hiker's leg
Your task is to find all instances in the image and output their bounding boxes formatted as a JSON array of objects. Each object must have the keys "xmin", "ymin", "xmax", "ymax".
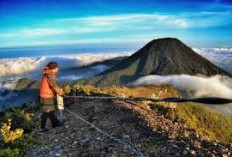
[
  {"xmin": 40, "ymin": 112, "xmax": 48, "ymax": 129},
  {"xmin": 48, "ymin": 111, "xmax": 59, "ymax": 127}
]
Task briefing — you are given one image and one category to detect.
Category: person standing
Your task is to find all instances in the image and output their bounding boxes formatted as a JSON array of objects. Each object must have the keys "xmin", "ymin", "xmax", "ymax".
[{"xmin": 40, "ymin": 62, "xmax": 63, "ymax": 132}]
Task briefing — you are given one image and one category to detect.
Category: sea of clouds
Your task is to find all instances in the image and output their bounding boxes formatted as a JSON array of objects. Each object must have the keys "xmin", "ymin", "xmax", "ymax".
[
  {"xmin": 0, "ymin": 52, "xmax": 132, "ymax": 80},
  {"xmin": 0, "ymin": 47, "xmax": 231, "ymax": 112},
  {"xmin": 193, "ymin": 47, "xmax": 232, "ymax": 74},
  {"xmin": 129, "ymin": 74, "xmax": 232, "ymax": 99}
]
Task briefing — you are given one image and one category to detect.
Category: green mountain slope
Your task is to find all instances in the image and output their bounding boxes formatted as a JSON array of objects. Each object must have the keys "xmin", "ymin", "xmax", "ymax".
[{"xmin": 76, "ymin": 38, "xmax": 231, "ymax": 87}]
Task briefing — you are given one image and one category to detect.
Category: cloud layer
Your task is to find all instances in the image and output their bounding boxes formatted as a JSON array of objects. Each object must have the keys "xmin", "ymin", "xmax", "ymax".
[
  {"xmin": 129, "ymin": 75, "xmax": 232, "ymax": 99},
  {"xmin": 193, "ymin": 47, "xmax": 232, "ymax": 74},
  {"xmin": 0, "ymin": 52, "xmax": 132, "ymax": 80}
]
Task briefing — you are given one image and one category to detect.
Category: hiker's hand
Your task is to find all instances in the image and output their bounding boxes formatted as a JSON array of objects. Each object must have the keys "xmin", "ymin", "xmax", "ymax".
[{"xmin": 59, "ymin": 94, "xmax": 64, "ymax": 97}]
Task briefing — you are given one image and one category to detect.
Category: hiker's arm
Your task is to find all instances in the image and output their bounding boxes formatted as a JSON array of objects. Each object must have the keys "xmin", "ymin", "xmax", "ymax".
[{"xmin": 47, "ymin": 73, "xmax": 63, "ymax": 96}]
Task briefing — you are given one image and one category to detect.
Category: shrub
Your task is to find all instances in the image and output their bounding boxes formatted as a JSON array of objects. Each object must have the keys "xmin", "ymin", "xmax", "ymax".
[
  {"xmin": 0, "ymin": 133, "xmax": 34, "ymax": 157},
  {"xmin": 3, "ymin": 108, "xmax": 38, "ymax": 133},
  {"xmin": 0, "ymin": 110, "xmax": 34, "ymax": 157},
  {"xmin": 10, "ymin": 134, "xmax": 35, "ymax": 156},
  {"xmin": 1, "ymin": 119, "xmax": 24, "ymax": 144},
  {"xmin": 63, "ymin": 85, "xmax": 71, "ymax": 95},
  {"xmin": 73, "ymin": 84, "xmax": 101, "ymax": 95},
  {"xmin": 0, "ymin": 148, "xmax": 20, "ymax": 157}
]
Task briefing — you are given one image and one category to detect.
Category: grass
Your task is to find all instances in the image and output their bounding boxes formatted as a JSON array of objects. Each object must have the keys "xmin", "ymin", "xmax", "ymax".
[
  {"xmin": 174, "ymin": 102, "xmax": 232, "ymax": 143},
  {"xmin": 67, "ymin": 83, "xmax": 232, "ymax": 143},
  {"xmin": 70, "ymin": 84, "xmax": 180, "ymax": 97}
]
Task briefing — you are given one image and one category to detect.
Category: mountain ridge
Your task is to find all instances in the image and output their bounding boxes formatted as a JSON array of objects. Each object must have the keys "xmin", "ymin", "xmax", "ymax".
[
  {"xmin": 76, "ymin": 38, "xmax": 231, "ymax": 87},
  {"xmin": 24, "ymin": 85, "xmax": 232, "ymax": 156}
]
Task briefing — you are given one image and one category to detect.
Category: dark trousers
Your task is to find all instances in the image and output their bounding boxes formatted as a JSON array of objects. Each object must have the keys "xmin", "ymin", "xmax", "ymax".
[{"xmin": 40, "ymin": 111, "xmax": 59, "ymax": 129}]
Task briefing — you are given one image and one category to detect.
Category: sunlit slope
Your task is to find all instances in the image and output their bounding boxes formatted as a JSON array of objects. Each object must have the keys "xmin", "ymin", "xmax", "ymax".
[{"xmin": 77, "ymin": 38, "xmax": 231, "ymax": 87}]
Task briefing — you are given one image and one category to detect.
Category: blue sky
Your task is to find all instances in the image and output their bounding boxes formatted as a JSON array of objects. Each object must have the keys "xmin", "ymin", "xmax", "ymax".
[{"xmin": 0, "ymin": 0, "xmax": 232, "ymax": 48}]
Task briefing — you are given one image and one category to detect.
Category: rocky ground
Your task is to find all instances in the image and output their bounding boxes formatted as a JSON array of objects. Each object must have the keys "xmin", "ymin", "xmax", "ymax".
[{"xmin": 25, "ymin": 97, "xmax": 232, "ymax": 157}]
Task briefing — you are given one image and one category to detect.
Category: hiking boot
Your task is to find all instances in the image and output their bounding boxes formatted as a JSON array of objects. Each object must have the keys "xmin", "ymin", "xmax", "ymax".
[
  {"xmin": 40, "ymin": 128, "xmax": 49, "ymax": 132},
  {"xmin": 52, "ymin": 121, "xmax": 64, "ymax": 128}
]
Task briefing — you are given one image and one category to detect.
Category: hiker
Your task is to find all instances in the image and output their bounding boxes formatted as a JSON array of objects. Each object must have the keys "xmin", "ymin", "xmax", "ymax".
[{"xmin": 39, "ymin": 62, "xmax": 63, "ymax": 132}]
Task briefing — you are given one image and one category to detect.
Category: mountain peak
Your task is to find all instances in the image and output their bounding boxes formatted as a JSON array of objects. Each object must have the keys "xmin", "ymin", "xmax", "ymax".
[
  {"xmin": 77, "ymin": 38, "xmax": 231, "ymax": 86},
  {"xmin": 150, "ymin": 37, "xmax": 180, "ymax": 43},
  {"xmin": 148, "ymin": 38, "xmax": 183, "ymax": 47}
]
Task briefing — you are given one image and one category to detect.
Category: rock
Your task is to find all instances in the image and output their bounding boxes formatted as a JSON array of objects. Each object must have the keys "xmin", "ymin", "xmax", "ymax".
[
  {"xmin": 49, "ymin": 151, "xmax": 53, "ymax": 156},
  {"xmin": 190, "ymin": 150, "xmax": 196, "ymax": 155},
  {"xmin": 183, "ymin": 150, "xmax": 188, "ymax": 155},
  {"xmin": 80, "ymin": 138, "xmax": 90, "ymax": 146},
  {"xmin": 229, "ymin": 143, "xmax": 232, "ymax": 149},
  {"xmin": 55, "ymin": 153, "xmax": 61, "ymax": 156},
  {"xmin": 123, "ymin": 134, "xmax": 130, "ymax": 138},
  {"xmin": 54, "ymin": 145, "xmax": 62, "ymax": 150},
  {"xmin": 73, "ymin": 141, "xmax": 78, "ymax": 145},
  {"xmin": 172, "ymin": 144, "xmax": 180, "ymax": 150},
  {"xmin": 193, "ymin": 140, "xmax": 201, "ymax": 148},
  {"xmin": 228, "ymin": 152, "xmax": 231, "ymax": 156},
  {"xmin": 134, "ymin": 133, "xmax": 140, "ymax": 138},
  {"xmin": 175, "ymin": 152, "xmax": 180, "ymax": 156},
  {"xmin": 167, "ymin": 140, "xmax": 175, "ymax": 144},
  {"xmin": 213, "ymin": 142, "xmax": 218, "ymax": 146}
]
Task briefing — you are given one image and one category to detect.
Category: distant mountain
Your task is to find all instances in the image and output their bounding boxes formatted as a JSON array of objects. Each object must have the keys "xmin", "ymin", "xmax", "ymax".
[
  {"xmin": 77, "ymin": 38, "xmax": 231, "ymax": 86},
  {"xmin": 12, "ymin": 56, "xmax": 126, "ymax": 91},
  {"xmin": 61, "ymin": 56, "xmax": 126, "ymax": 79}
]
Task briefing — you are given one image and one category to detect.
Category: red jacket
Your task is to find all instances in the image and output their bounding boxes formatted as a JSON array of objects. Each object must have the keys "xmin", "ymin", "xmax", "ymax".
[{"xmin": 40, "ymin": 67, "xmax": 62, "ymax": 98}]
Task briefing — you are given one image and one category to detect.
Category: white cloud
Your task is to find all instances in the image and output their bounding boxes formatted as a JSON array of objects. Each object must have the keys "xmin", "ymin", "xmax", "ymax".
[
  {"xmin": 0, "ymin": 57, "xmax": 46, "ymax": 77},
  {"xmin": 129, "ymin": 75, "xmax": 232, "ymax": 99},
  {"xmin": 1, "ymin": 14, "xmax": 187, "ymax": 41},
  {"xmin": 0, "ymin": 28, "xmax": 66, "ymax": 38},
  {"xmin": 22, "ymin": 28, "xmax": 66, "ymax": 37},
  {"xmin": 0, "ymin": 52, "xmax": 132, "ymax": 77},
  {"xmin": 71, "ymin": 26, "xmax": 118, "ymax": 33},
  {"xmin": 0, "ymin": 11, "xmax": 231, "ymax": 47},
  {"xmin": 56, "ymin": 12, "xmax": 231, "ymax": 29},
  {"xmin": 0, "ymin": 33, "xmax": 18, "ymax": 38},
  {"xmin": 193, "ymin": 48, "xmax": 232, "ymax": 74},
  {"xmin": 58, "ymin": 14, "xmax": 189, "ymax": 28}
]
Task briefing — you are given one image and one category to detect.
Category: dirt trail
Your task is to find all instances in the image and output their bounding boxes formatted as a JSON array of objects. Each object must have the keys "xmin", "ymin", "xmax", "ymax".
[{"xmin": 26, "ymin": 98, "xmax": 231, "ymax": 157}]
